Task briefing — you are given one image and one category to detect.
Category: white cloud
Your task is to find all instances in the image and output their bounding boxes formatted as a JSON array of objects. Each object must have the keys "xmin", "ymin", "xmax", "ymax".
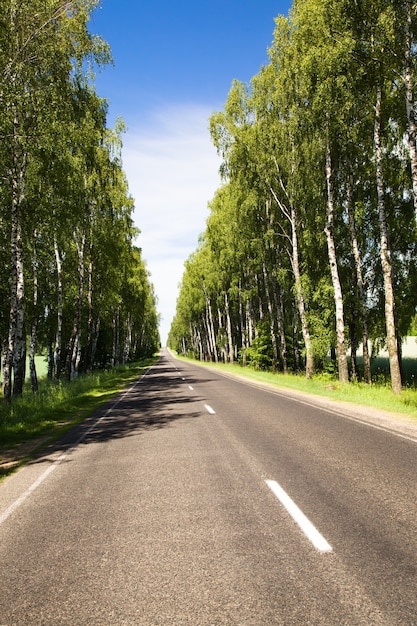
[{"xmin": 121, "ymin": 103, "xmax": 222, "ymax": 345}]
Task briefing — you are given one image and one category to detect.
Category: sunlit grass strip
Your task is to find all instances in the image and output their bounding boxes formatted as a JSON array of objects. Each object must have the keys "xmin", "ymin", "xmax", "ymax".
[{"xmin": 176, "ymin": 356, "xmax": 417, "ymax": 420}]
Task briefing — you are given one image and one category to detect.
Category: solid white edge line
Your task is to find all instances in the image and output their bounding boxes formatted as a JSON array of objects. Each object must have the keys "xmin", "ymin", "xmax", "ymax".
[
  {"xmin": 265, "ymin": 479, "xmax": 333, "ymax": 553},
  {"xmin": 0, "ymin": 464, "xmax": 59, "ymax": 526},
  {"xmin": 189, "ymin": 364, "xmax": 417, "ymax": 444},
  {"xmin": 204, "ymin": 404, "xmax": 216, "ymax": 415},
  {"xmin": 0, "ymin": 365, "xmax": 155, "ymax": 527}
]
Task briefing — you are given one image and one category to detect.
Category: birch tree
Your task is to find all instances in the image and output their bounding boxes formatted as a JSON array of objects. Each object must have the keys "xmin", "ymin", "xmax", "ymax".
[
  {"xmin": 0, "ymin": 0, "xmax": 109, "ymax": 398},
  {"xmin": 401, "ymin": 0, "xmax": 417, "ymax": 224},
  {"xmin": 170, "ymin": 0, "xmax": 417, "ymax": 393}
]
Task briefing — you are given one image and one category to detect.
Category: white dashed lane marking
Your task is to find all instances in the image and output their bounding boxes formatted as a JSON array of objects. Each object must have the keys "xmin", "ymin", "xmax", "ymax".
[{"xmin": 266, "ymin": 479, "xmax": 332, "ymax": 553}]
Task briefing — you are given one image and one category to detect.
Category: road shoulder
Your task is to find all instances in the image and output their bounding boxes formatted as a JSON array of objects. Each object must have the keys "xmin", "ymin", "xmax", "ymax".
[{"xmin": 183, "ymin": 358, "xmax": 417, "ymax": 443}]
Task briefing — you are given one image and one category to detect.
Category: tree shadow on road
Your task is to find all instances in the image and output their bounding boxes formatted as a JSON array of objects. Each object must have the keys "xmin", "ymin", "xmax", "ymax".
[{"xmin": 27, "ymin": 358, "xmax": 216, "ymax": 467}]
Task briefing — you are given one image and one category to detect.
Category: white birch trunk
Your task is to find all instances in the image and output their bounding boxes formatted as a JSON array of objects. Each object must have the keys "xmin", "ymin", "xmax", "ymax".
[
  {"xmin": 29, "ymin": 229, "xmax": 39, "ymax": 393},
  {"xmin": 65, "ymin": 229, "xmax": 85, "ymax": 379},
  {"xmin": 272, "ymin": 278, "xmax": 288, "ymax": 373},
  {"xmin": 202, "ymin": 315, "xmax": 212, "ymax": 361},
  {"xmin": 53, "ymin": 238, "xmax": 63, "ymax": 379},
  {"xmin": 374, "ymin": 84, "xmax": 402, "ymax": 393},
  {"xmin": 12, "ymin": 194, "xmax": 25, "ymax": 397},
  {"xmin": 209, "ymin": 299, "xmax": 218, "ymax": 362},
  {"xmin": 347, "ymin": 178, "xmax": 371, "ymax": 383},
  {"xmin": 268, "ymin": 152, "xmax": 313, "ymax": 378},
  {"xmin": 292, "ymin": 306, "xmax": 301, "ymax": 371},
  {"xmin": 325, "ymin": 139, "xmax": 349, "ymax": 383},
  {"xmin": 197, "ymin": 327, "xmax": 203, "ymax": 361},
  {"xmin": 239, "ymin": 280, "xmax": 247, "ymax": 367},
  {"xmin": 3, "ymin": 106, "xmax": 26, "ymax": 400},
  {"xmin": 217, "ymin": 308, "xmax": 226, "ymax": 362},
  {"xmin": 225, "ymin": 292, "xmax": 234, "ymax": 364},
  {"xmin": 86, "ymin": 252, "xmax": 94, "ymax": 372},
  {"xmin": 204, "ymin": 287, "xmax": 218, "ymax": 362},
  {"xmin": 246, "ymin": 298, "xmax": 254, "ymax": 346},
  {"xmin": 290, "ymin": 205, "xmax": 314, "ymax": 379},
  {"xmin": 262, "ymin": 260, "xmax": 278, "ymax": 372},
  {"xmin": 123, "ymin": 313, "xmax": 132, "ymax": 364},
  {"xmin": 74, "ymin": 230, "xmax": 85, "ymax": 376},
  {"xmin": 404, "ymin": 0, "xmax": 417, "ymax": 225},
  {"xmin": 12, "ymin": 106, "xmax": 26, "ymax": 397},
  {"xmin": 91, "ymin": 314, "xmax": 101, "ymax": 368},
  {"xmin": 111, "ymin": 309, "xmax": 120, "ymax": 367}
]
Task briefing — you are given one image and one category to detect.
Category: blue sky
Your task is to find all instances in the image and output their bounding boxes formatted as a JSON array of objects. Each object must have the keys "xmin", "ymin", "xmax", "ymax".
[{"xmin": 89, "ymin": 1, "xmax": 292, "ymax": 344}]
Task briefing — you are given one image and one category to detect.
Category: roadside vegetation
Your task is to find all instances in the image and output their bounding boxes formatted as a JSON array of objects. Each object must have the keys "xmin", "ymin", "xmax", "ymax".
[
  {"xmin": 176, "ymin": 353, "xmax": 417, "ymax": 421},
  {"xmin": 0, "ymin": 357, "xmax": 158, "ymax": 477},
  {"xmin": 169, "ymin": 0, "xmax": 417, "ymax": 397},
  {"xmin": 0, "ymin": 2, "xmax": 160, "ymax": 404},
  {"xmin": 0, "ymin": 3, "xmax": 161, "ymax": 476}
]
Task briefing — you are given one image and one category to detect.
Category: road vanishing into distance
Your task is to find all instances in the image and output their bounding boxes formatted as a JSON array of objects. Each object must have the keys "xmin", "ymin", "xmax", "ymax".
[{"xmin": 1, "ymin": 349, "xmax": 417, "ymax": 625}]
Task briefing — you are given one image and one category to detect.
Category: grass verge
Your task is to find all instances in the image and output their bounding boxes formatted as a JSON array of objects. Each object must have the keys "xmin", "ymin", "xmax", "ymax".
[
  {"xmin": 175, "ymin": 355, "xmax": 417, "ymax": 421},
  {"xmin": 0, "ymin": 357, "xmax": 158, "ymax": 478}
]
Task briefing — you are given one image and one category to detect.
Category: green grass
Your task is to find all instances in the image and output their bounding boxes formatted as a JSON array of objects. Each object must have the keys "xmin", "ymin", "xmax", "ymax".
[
  {"xmin": 3, "ymin": 350, "xmax": 416, "ymax": 478},
  {"xmin": 0, "ymin": 357, "xmax": 158, "ymax": 455},
  {"xmin": 175, "ymin": 355, "xmax": 417, "ymax": 422}
]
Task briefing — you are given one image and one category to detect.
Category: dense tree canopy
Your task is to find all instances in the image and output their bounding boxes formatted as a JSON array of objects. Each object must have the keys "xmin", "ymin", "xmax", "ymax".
[
  {"xmin": 0, "ymin": 1, "xmax": 160, "ymax": 400},
  {"xmin": 169, "ymin": 0, "xmax": 417, "ymax": 394}
]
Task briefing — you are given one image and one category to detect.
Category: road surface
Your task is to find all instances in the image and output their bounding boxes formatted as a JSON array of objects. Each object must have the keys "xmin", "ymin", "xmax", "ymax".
[{"xmin": 1, "ymin": 350, "xmax": 416, "ymax": 624}]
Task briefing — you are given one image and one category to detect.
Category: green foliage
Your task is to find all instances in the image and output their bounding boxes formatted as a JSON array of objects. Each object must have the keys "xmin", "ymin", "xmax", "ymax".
[
  {"xmin": 169, "ymin": 0, "xmax": 417, "ymax": 395},
  {"xmin": 245, "ymin": 324, "xmax": 273, "ymax": 370},
  {"xmin": 0, "ymin": 3, "xmax": 160, "ymax": 398},
  {"xmin": 408, "ymin": 315, "xmax": 417, "ymax": 336}
]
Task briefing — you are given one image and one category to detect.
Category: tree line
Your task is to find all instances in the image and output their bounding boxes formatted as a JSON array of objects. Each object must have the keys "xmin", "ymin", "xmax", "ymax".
[
  {"xmin": 168, "ymin": 0, "xmax": 417, "ymax": 394},
  {"xmin": 0, "ymin": 1, "xmax": 160, "ymax": 401}
]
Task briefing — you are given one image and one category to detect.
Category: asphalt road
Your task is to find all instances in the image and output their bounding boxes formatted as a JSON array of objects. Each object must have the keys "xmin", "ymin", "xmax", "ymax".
[{"xmin": 1, "ymin": 350, "xmax": 416, "ymax": 625}]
